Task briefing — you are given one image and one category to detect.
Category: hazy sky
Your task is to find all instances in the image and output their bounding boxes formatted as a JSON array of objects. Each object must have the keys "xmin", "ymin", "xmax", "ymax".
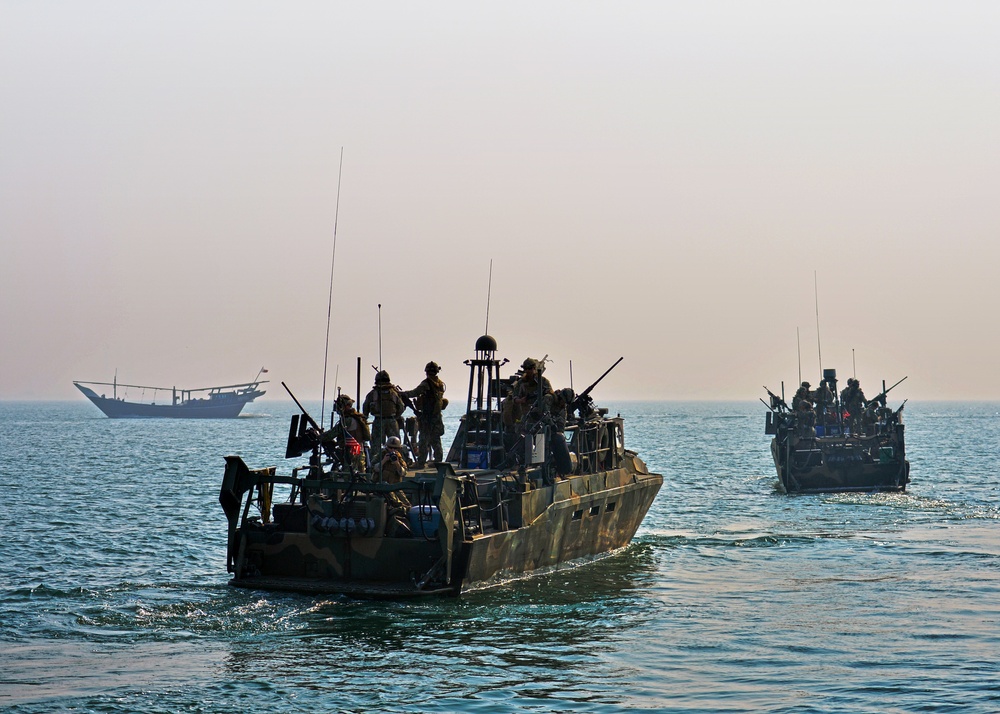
[{"xmin": 2, "ymin": 1, "xmax": 998, "ymax": 402}]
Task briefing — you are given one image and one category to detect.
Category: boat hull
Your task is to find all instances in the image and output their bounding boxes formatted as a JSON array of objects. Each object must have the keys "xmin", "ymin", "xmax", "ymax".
[
  {"xmin": 770, "ymin": 435, "xmax": 909, "ymax": 494},
  {"xmin": 460, "ymin": 469, "xmax": 660, "ymax": 590},
  {"xmin": 227, "ymin": 465, "xmax": 662, "ymax": 598}
]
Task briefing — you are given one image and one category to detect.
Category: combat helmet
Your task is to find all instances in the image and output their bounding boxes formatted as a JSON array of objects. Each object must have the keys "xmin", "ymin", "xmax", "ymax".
[
  {"xmin": 376, "ymin": 370, "xmax": 391, "ymax": 384},
  {"xmin": 425, "ymin": 361, "xmax": 440, "ymax": 374},
  {"xmin": 521, "ymin": 358, "xmax": 538, "ymax": 371}
]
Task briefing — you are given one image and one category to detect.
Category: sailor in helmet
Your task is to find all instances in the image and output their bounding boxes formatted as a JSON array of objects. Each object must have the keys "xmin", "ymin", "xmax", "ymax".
[
  {"xmin": 318, "ymin": 393, "xmax": 370, "ymax": 471},
  {"xmin": 512, "ymin": 358, "xmax": 553, "ymax": 410},
  {"xmin": 402, "ymin": 361, "xmax": 447, "ymax": 468},
  {"xmin": 792, "ymin": 381, "xmax": 813, "ymax": 411},
  {"xmin": 363, "ymin": 370, "xmax": 405, "ymax": 451},
  {"xmin": 376, "ymin": 435, "xmax": 410, "ymax": 484}
]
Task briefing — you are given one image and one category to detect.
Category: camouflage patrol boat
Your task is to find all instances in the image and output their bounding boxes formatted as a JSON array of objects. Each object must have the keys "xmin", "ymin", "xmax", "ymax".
[
  {"xmin": 220, "ymin": 335, "xmax": 663, "ymax": 597},
  {"xmin": 763, "ymin": 369, "xmax": 910, "ymax": 494}
]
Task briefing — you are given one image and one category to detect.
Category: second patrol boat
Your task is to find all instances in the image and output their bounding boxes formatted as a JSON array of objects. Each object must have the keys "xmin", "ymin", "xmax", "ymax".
[
  {"xmin": 220, "ymin": 335, "xmax": 663, "ymax": 597},
  {"xmin": 763, "ymin": 369, "xmax": 910, "ymax": 494}
]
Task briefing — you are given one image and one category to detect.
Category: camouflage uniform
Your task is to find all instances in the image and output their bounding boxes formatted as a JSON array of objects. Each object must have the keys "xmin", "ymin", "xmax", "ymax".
[
  {"xmin": 512, "ymin": 358, "xmax": 553, "ymax": 424},
  {"xmin": 363, "ymin": 372, "xmax": 406, "ymax": 450},
  {"xmin": 792, "ymin": 382, "xmax": 813, "ymax": 411},
  {"xmin": 375, "ymin": 438, "xmax": 411, "ymax": 484},
  {"xmin": 814, "ymin": 381, "xmax": 834, "ymax": 424},
  {"xmin": 375, "ymin": 437, "xmax": 413, "ymax": 535},
  {"xmin": 403, "ymin": 362, "xmax": 446, "ymax": 468},
  {"xmin": 841, "ymin": 379, "xmax": 867, "ymax": 432},
  {"xmin": 791, "ymin": 382, "xmax": 815, "ymax": 435},
  {"xmin": 543, "ymin": 388, "xmax": 575, "ymax": 433},
  {"xmin": 320, "ymin": 395, "xmax": 370, "ymax": 471}
]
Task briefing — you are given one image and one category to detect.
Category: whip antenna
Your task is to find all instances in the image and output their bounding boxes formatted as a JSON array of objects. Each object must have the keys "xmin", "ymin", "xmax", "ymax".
[
  {"xmin": 377, "ymin": 303, "xmax": 383, "ymax": 371},
  {"xmin": 485, "ymin": 259, "xmax": 493, "ymax": 334},
  {"xmin": 320, "ymin": 147, "xmax": 344, "ymax": 429},
  {"xmin": 797, "ymin": 327, "xmax": 802, "ymax": 386},
  {"xmin": 814, "ymin": 271, "xmax": 823, "ymax": 377}
]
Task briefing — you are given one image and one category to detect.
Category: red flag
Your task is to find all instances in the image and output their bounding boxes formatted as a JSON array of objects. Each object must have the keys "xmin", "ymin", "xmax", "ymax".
[{"xmin": 346, "ymin": 434, "xmax": 362, "ymax": 457}]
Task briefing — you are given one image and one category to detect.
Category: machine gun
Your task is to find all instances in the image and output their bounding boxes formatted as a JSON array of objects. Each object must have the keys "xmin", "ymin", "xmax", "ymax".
[
  {"xmin": 864, "ymin": 376, "xmax": 908, "ymax": 413},
  {"xmin": 569, "ymin": 357, "xmax": 624, "ymax": 418},
  {"xmin": 763, "ymin": 386, "xmax": 789, "ymax": 412},
  {"xmin": 283, "ymin": 382, "xmax": 323, "ymax": 458}
]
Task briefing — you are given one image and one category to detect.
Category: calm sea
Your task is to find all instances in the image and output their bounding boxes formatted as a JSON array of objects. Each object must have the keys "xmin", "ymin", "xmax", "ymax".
[{"xmin": 1, "ymin": 400, "xmax": 998, "ymax": 713}]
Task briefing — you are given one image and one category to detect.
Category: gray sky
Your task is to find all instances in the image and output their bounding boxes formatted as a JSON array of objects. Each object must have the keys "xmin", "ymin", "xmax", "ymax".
[{"xmin": 2, "ymin": 1, "xmax": 998, "ymax": 402}]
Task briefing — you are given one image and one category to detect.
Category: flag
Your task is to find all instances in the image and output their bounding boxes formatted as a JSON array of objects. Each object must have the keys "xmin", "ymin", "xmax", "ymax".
[
  {"xmin": 261, "ymin": 367, "xmax": 268, "ymax": 373},
  {"xmin": 345, "ymin": 434, "xmax": 362, "ymax": 457}
]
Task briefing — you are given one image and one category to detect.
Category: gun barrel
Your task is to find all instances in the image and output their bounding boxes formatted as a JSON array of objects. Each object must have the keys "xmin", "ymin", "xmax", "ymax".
[
  {"xmin": 578, "ymin": 357, "xmax": 624, "ymax": 399},
  {"xmin": 282, "ymin": 381, "xmax": 320, "ymax": 430}
]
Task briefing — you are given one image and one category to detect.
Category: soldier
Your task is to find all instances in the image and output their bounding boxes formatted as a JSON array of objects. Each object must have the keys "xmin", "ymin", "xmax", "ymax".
[
  {"xmin": 814, "ymin": 380, "xmax": 834, "ymax": 424},
  {"xmin": 319, "ymin": 393, "xmax": 370, "ymax": 471},
  {"xmin": 402, "ymin": 361, "xmax": 447, "ymax": 468},
  {"xmin": 363, "ymin": 370, "xmax": 406, "ymax": 451},
  {"xmin": 790, "ymin": 381, "xmax": 816, "ymax": 437},
  {"xmin": 512, "ymin": 358, "xmax": 553, "ymax": 414},
  {"xmin": 841, "ymin": 378, "xmax": 868, "ymax": 433},
  {"xmin": 375, "ymin": 435, "xmax": 410, "ymax": 484},
  {"xmin": 543, "ymin": 387, "xmax": 576, "ymax": 434},
  {"xmin": 373, "ymin": 435, "xmax": 413, "ymax": 536},
  {"xmin": 792, "ymin": 381, "xmax": 813, "ymax": 411}
]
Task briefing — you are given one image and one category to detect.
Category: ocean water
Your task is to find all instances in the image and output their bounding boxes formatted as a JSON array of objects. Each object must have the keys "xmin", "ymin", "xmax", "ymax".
[{"xmin": 1, "ymin": 399, "xmax": 998, "ymax": 713}]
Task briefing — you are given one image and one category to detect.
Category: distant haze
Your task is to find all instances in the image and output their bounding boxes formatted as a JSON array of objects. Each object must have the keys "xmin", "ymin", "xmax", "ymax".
[{"xmin": 2, "ymin": 2, "xmax": 998, "ymax": 402}]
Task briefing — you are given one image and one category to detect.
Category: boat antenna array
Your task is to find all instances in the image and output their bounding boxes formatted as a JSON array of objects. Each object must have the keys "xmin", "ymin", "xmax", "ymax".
[{"xmin": 320, "ymin": 147, "xmax": 345, "ymax": 429}]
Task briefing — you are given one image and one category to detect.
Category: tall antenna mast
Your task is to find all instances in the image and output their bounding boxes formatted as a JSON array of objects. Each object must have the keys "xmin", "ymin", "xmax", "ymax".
[
  {"xmin": 485, "ymin": 259, "xmax": 493, "ymax": 334},
  {"xmin": 377, "ymin": 303, "xmax": 383, "ymax": 371},
  {"xmin": 797, "ymin": 327, "xmax": 802, "ymax": 385},
  {"xmin": 320, "ymin": 147, "xmax": 344, "ymax": 429},
  {"xmin": 814, "ymin": 271, "xmax": 823, "ymax": 377},
  {"xmin": 853, "ymin": 348, "xmax": 856, "ymax": 379}
]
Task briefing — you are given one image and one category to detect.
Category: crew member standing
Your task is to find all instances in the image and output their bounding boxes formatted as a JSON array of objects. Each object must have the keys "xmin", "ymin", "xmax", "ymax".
[
  {"xmin": 363, "ymin": 370, "xmax": 405, "ymax": 451},
  {"xmin": 403, "ymin": 361, "xmax": 447, "ymax": 468}
]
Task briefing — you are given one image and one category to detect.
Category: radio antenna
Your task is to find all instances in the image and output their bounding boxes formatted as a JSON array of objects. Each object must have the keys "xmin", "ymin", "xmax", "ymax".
[
  {"xmin": 377, "ymin": 303, "xmax": 383, "ymax": 371},
  {"xmin": 485, "ymin": 259, "xmax": 493, "ymax": 334},
  {"xmin": 814, "ymin": 271, "xmax": 823, "ymax": 377},
  {"xmin": 319, "ymin": 146, "xmax": 344, "ymax": 429},
  {"xmin": 320, "ymin": 147, "xmax": 344, "ymax": 429},
  {"xmin": 797, "ymin": 327, "xmax": 802, "ymax": 386}
]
